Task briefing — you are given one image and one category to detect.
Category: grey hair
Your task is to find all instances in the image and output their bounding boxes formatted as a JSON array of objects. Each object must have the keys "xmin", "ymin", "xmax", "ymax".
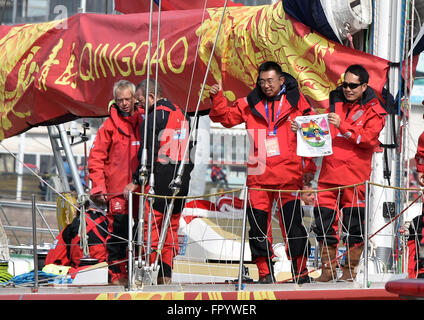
[{"xmin": 113, "ymin": 80, "xmax": 136, "ymax": 99}]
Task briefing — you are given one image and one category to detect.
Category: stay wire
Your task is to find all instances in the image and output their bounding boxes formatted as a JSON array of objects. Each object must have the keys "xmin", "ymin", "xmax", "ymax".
[{"xmin": 150, "ymin": 0, "xmax": 230, "ymax": 272}]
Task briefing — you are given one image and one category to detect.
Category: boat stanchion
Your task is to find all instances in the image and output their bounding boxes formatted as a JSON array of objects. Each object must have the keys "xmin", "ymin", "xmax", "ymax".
[
  {"xmin": 31, "ymin": 194, "xmax": 38, "ymax": 292},
  {"xmin": 237, "ymin": 187, "xmax": 249, "ymax": 291}
]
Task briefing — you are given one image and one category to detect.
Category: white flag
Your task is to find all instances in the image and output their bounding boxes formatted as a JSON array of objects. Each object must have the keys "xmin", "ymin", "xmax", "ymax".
[{"xmin": 295, "ymin": 114, "xmax": 333, "ymax": 157}]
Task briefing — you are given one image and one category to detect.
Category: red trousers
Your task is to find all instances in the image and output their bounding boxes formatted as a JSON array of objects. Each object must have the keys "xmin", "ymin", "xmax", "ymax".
[
  {"xmin": 105, "ymin": 195, "xmax": 139, "ymax": 282},
  {"xmin": 143, "ymin": 199, "xmax": 181, "ymax": 275}
]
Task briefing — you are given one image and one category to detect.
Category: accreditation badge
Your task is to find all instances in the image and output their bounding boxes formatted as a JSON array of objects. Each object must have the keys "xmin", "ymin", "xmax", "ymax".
[{"xmin": 265, "ymin": 136, "xmax": 280, "ymax": 157}]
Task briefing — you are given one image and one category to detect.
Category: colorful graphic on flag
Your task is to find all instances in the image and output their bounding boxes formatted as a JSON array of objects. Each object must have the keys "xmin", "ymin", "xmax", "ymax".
[
  {"xmin": 296, "ymin": 114, "xmax": 332, "ymax": 157},
  {"xmin": 301, "ymin": 117, "xmax": 330, "ymax": 147},
  {"xmin": 0, "ymin": 2, "xmax": 389, "ymax": 141}
]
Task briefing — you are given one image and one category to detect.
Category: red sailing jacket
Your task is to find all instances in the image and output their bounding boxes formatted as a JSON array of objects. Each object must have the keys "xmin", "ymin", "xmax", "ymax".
[
  {"xmin": 155, "ymin": 102, "xmax": 190, "ymax": 165},
  {"xmin": 318, "ymin": 86, "xmax": 387, "ymax": 185},
  {"xmin": 88, "ymin": 105, "xmax": 143, "ymax": 199},
  {"xmin": 210, "ymin": 73, "xmax": 314, "ymax": 188},
  {"xmin": 409, "ymin": 131, "xmax": 424, "ymax": 278},
  {"xmin": 44, "ymin": 210, "xmax": 108, "ymax": 268},
  {"xmin": 135, "ymin": 99, "xmax": 194, "ymax": 214},
  {"xmin": 407, "ymin": 214, "xmax": 424, "ymax": 278},
  {"xmin": 211, "ymin": 165, "xmax": 226, "ymax": 182}
]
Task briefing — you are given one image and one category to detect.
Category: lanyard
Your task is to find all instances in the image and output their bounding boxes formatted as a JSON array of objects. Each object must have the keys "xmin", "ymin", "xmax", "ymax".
[{"xmin": 265, "ymin": 95, "xmax": 284, "ymax": 136}]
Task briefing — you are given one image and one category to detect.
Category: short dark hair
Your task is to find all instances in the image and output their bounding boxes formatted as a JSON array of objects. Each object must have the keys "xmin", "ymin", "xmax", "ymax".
[
  {"xmin": 136, "ymin": 78, "xmax": 162, "ymax": 97},
  {"xmin": 258, "ymin": 61, "xmax": 283, "ymax": 77},
  {"xmin": 344, "ymin": 64, "xmax": 369, "ymax": 84}
]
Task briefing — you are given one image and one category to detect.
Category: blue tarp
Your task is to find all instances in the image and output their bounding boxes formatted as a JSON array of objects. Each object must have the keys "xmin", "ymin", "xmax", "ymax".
[{"xmin": 3, "ymin": 270, "xmax": 72, "ymax": 286}]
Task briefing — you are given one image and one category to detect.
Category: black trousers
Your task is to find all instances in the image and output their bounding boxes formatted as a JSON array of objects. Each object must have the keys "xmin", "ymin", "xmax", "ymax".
[
  {"xmin": 313, "ymin": 206, "xmax": 365, "ymax": 246},
  {"xmin": 247, "ymin": 199, "xmax": 310, "ymax": 262}
]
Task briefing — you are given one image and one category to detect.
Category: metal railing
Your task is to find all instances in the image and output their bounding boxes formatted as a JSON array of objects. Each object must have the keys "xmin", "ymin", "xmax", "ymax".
[{"xmin": 0, "ymin": 199, "xmax": 58, "ymax": 246}]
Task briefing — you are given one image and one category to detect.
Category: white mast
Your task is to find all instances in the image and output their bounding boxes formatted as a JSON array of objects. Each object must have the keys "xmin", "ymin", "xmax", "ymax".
[{"xmin": 370, "ymin": 0, "xmax": 405, "ymax": 270}]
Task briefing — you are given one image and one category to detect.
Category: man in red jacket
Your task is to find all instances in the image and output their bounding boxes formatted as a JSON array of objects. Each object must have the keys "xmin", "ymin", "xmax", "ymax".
[
  {"xmin": 88, "ymin": 80, "xmax": 144, "ymax": 285},
  {"xmin": 209, "ymin": 61, "xmax": 315, "ymax": 284},
  {"xmin": 313, "ymin": 64, "xmax": 387, "ymax": 282},
  {"xmin": 405, "ymin": 131, "xmax": 424, "ymax": 278},
  {"xmin": 124, "ymin": 79, "xmax": 194, "ymax": 285},
  {"xmin": 44, "ymin": 200, "xmax": 108, "ymax": 269}
]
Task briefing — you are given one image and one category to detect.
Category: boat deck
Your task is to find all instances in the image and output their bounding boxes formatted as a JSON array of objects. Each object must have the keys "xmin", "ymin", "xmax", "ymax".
[{"xmin": 0, "ymin": 281, "xmax": 399, "ymax": 300}]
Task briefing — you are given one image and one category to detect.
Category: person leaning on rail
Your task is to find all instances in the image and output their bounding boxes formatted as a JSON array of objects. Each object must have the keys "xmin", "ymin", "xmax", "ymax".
[
  {"xmin": 124, "ymin": 79, "xmax": 194, "ymax": 285},
  {"xmin": 88, "ymin": 80, "xmax": 144, "ymax": 286},
  {"xmin": 309, "ymin": 64, "xmax": 387, "ymax": 282},
  {"xmin": 209, "ymin": 61, "xmax": 316, "ymax": 284}
]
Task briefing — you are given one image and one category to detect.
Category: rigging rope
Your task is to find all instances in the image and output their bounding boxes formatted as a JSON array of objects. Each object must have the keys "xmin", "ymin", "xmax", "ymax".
[
  {"xmin": 145, "ymin": 0, "xmax": 163, "ymax": 271},
  {"xmin": 131, "ymin": 0, "xmax": 233, "ymax": 282},
  {"xmin": 151, "ymin": 0, "xmax": 231, "ymax": 274},
  {"xmin": 0, "ymin": 142, "xmax": 80, "ymax": 213},
  {"xmin": 135, "ymin": 0, "xmax": 157, "ymax": 270},
  {"xmin": 183, "ymin": 0, "xmax": 210, "ymax": 115}
]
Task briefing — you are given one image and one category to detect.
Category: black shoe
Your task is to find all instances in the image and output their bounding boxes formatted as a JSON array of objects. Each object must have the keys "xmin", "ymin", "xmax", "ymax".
[
  {"xmin": 225, "ymin": 276, "xmax": 254, "ymax": 284},
  {"xmin": 257, "ymin": 273, "xmax": 276, "ymax": 284},
  {"xmin": 294, "ymin": 274, "xmax": 315, "ymax": 284}
]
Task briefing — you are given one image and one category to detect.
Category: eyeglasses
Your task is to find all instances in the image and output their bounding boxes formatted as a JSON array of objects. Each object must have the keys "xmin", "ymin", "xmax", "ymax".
[
  {"xmin": 342, "ymin": 82, "xmax": 363, "ymax": 89},
  {"xmin": 258, "ymin": 78, "xmax": 279, "ymax": 87}
]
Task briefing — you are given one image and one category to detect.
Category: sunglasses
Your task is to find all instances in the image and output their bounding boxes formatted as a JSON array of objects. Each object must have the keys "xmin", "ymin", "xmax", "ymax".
[{"xmin": 342, "ymin": 82, "xmax": 363, "ymax": 89}]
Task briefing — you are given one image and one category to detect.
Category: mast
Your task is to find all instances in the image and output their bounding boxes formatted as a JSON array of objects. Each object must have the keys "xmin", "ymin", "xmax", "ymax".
[
  {"xmin": 370, "ymin": 0, "xmax": 405, "ymax": 272},
  {"xmin": 48, "ymin": 122, "xmax": 90, "ymax": 257}
]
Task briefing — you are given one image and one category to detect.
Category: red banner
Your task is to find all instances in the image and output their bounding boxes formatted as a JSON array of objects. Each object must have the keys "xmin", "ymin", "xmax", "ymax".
[
  {"xmin": 115, "ymin": 0, "xmax": 243, "ymax": 14},
  {"xmin": 0, "ymin": 3, "xmax": 389, "ymax": 140}
]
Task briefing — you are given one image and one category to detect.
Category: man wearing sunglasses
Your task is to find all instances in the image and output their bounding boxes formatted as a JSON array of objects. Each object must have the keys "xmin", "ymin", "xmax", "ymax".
[
  {"xmin": 313, "ymin": 64, "xmax": 387, "ymax": 283},
  {"xmin": 209, "ymin": 61, "xmax": 316, "ymax": 284}
]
